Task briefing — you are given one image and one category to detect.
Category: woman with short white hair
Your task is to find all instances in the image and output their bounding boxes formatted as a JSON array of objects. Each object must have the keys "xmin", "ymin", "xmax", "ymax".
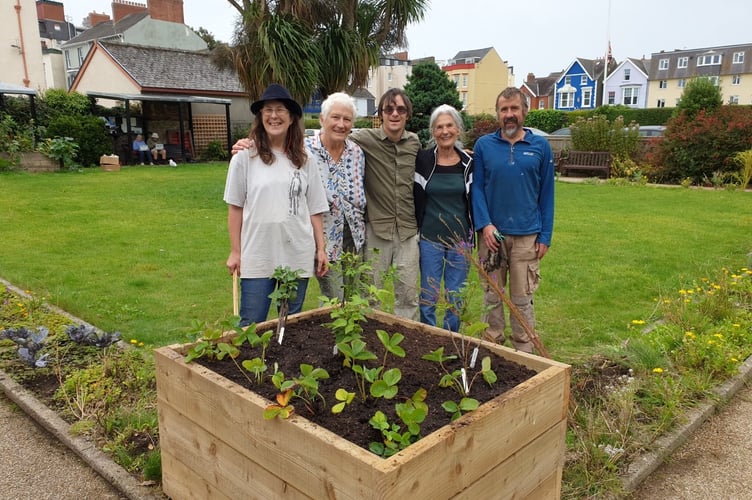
[{"xmin": 306, "ymin": 92, "xmax": 367, "ymax": 301}]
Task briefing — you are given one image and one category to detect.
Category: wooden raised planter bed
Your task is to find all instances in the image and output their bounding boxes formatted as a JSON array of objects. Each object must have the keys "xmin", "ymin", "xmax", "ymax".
[{"xmin": 155, "ymin": 308, "xmax": 570, "ymax": 499}]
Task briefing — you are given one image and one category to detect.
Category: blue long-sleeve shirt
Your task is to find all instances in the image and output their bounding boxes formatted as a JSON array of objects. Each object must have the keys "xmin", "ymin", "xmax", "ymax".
[{"xmin": 471, "ymin": 128, "xmax": 555, "ymax": 246}]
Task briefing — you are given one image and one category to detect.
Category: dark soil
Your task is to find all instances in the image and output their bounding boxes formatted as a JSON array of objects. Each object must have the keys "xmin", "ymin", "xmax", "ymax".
[{"xmin": 195, "ymin": 314, "xmax": 537, "ymax": 453}]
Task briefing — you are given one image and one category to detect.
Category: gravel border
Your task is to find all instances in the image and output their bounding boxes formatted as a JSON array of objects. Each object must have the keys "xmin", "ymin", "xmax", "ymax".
[{"xmin": 621, "ymin": 354, "xmax": 752, "ymax": 492}]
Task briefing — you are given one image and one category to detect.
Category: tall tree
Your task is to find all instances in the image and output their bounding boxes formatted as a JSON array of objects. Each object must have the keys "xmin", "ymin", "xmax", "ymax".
[
  {"xmin": 403, "ymin": 61, "xmax": 463, "ymax": 145},
  {"xmin": 674, "ymin": 77, "xmax": 723, "ymax": 119},
  {"xmin": 214, "ymin": 0, "xmax": 427, "ymax": 103}
]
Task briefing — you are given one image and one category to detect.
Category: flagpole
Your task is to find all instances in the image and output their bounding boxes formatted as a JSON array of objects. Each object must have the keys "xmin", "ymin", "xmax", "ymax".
[{"xmin": 602, "ymin": 0, "xmax": 612, "ymax": 106}]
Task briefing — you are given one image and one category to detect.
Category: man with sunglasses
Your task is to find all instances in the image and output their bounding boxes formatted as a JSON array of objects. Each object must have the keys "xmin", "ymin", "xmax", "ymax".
[{"xmin": 350, "ymin": 89, "xmax": 421, "ymax": 321}]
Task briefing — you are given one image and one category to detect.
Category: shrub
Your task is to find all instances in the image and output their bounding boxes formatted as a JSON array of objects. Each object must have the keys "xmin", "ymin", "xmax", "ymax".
[
  {"xmin": 650, "ymin": 106, "xmax": 752, "ymax": 184},
  {"xmin": 525, "ymin": 109, "xmax": 569, "ymax": 133},
  {"xmin": 36, "ymin": 137, "xmax": 80, "ymax": 170},
  {"xmin": 45, "ymin": 115, "xmax": 111, "ymax": 167},
  {"xmin": 200, "ymin": 140, "xmax": 228, "ymax": 162},
  {"xmin": 674, "ymin": 77, "xmax": 723, "ymax": 118},
  {"xmin": 570, "ymin": 115, "xmax": 640, "ymax": 159},
  {"xmin": 465, "ymin": 114, "xmax": 497, "ymax": 149}
]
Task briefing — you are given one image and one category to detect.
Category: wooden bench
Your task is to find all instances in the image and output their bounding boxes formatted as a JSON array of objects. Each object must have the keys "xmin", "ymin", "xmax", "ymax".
[{"xmin": 560, "ymin": 151, "xmax": 611, "ymax": 178}]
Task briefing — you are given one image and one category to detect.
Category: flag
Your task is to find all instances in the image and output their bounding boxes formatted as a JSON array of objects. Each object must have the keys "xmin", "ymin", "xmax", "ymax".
[{"xmin": 607, "ymin": 41, "xmax": 613, "ymax": 63}]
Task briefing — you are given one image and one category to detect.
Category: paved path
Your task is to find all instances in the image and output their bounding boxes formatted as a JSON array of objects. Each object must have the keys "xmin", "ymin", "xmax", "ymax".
[
  {"xmin": 0, "ymin": 393, "xmax": 125, "ymax": 500},
  {"xmin": 632, "ymin": 382, "xmax": 752, "ymax": 499}
]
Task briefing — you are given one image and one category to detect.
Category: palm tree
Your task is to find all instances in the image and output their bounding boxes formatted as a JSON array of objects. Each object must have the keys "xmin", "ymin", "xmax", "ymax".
[{"xmin": 215, "ymin": 0, "xmax": 427, "ymax": 103}]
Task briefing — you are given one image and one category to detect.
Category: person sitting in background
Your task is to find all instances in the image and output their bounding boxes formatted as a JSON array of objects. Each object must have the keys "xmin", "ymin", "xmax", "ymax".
[
  {"xmin": 148, "ymin": 132, "xmax": 167, "ymax": 164},
  {"xmin": 132, "ymin": 134, "xmax": 148, "ymax": 165}
]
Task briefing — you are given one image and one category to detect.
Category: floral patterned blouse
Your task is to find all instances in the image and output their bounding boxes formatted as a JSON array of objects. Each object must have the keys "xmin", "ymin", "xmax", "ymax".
[{"xmin": 305, "ymin": 135, "xmax": 367, "ymax": 261}]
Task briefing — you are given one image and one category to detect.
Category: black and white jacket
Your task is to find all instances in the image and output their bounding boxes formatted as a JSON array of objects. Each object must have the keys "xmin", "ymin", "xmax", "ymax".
[{"xmin": 413, "ymin": 145, "xmax": 475, "ymax": 245}]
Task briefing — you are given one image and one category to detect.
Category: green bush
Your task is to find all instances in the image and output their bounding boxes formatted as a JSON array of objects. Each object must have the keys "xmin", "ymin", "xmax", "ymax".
[
  {"xmin": 0, "ymin": 114, "xmax": 35, "ymax": 170},
  {"xmin": 570, "ymin": 115, "xmax": 640, "ymax": 159},
  {"xmin": 650, "ymin": 105, "xmax": 752, "ymax": 184},
  {"xmin": 45, "ymin": 115, "xmax": 111, "ymax": 167},
  {"xmin": 200, "ymin": 140, "xmax": 228, "ymax": 162},
  {"xmin": 674, "ymin": 77, "xmax": 723, "ymax": 118},
  {"xmin": 40, "ymin": 89, "xmax": 91, "ymax": 123},
  {"xmin": 525, "ymin": 109, "xmax": 569, "ymax": 132},
  {"xmin": 36, "ymin": 137, "xmax": 80, "ymax": 170}
]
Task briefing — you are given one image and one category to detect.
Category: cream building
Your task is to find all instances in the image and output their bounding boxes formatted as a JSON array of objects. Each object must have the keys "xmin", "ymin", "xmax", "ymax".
[
  {"xmin": 442, "ymin": 47, "xmax": 512, "ymax": 115},
  {"xmin": 1, "ymin": 0, "xmax": 47, "ymax": 90},
  {"xmin": 647, "ymin": 43, "xmax": 752, "ymax": 107}
]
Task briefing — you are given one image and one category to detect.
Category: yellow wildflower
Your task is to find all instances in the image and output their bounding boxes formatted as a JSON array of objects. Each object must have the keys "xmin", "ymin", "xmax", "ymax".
[
  {"xmin": 713, "ymin": 333, "xmax": 723, "ymax": 339},
  {"xmin": 678, "ymin": 289, "xmax": 687, "ymax": 295},
  {"xmin": 684, "ymin": 331, "xmax": 695, "ymax": 338},
  {"xmin": 138, "ymin": 342, "xmax": 144, "ymax": 347},
  {"xmin": 652, "ymin": 367, "xmax": 664, "ymax": 374},
  {"xmin": 631, "ymin": 319, "xmax": 646, "ymax": 325},
  {"xmin": 732, "ymin": 323, "xmax": 740, "ymax": 328},
  {"xmin": 731, "ymin": 358, "xmax": 739, "ymax": 363},
  {"xmin": 130, "ymin": 339, "xmax": 137, "ymax": 344}
]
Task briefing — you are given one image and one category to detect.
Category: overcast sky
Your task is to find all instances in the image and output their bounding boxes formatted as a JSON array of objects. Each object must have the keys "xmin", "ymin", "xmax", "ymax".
[{"xmin": 65, "ymin": 0, "xmax": 752, "ymax": 83}]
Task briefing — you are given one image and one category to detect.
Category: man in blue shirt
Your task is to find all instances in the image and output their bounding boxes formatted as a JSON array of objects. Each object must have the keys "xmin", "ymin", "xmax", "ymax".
[{"xmin": 471, "ymin": 87, "xmax": 555, "ymax": 353}]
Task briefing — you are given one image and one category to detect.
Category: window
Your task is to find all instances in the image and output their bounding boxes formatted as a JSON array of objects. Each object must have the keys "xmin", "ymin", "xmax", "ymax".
[
  {"xmin": 729, "ymin": 95, "xmax": 739, "ymax": 105},
  {"xmin": 453, "ymin": 75, "xmax": 459, "ymax": 88},
  {"xmin": 678, "ymin": 79, "xmax": 686, "ymax": 88},
  {"xmin": 659, "ymin": 58, "xmax": 669, "ymax": 70},
  {"xmin": 707, "ymin": 75, "xmax": 719, "ymax": 86},
  {"xmin": 624, "ymin": 68, "xmax": 631, "ymax": 81},
  {"xmin": 580, "ymin": 75, "xmax": 587, "ymax": 85},
  {"xmin": 538, "ymin": 100, "xmax": 545, "ymax": 109},
  {"xmin": 387, "ymin": 72, "xmax": 392, "ymax": 82},
  {"xmin": 608, "ymin": 91, "xmax": 615, "ymax": 105},
  {"xmin": 675, "ymin": 98, "xmax": 681, "ymax": 106},
  {"xmin": 659, "ymin": 80, "xmax": 667, "ymax": 89},
  {"xmin": 461, "ymin": 92, "xmax": 467, "ymax": 108},
  {"xmin": 697, "ymin": 54, "xmax": 722, "ymax": 66},
  {"xmin": 64, "ymin": 50, "xmax": 71, "ymax": 69},
  {"xmin": 622, "ymin": 87, "xmax": 639, "ymax": 106},
  {"xmin": 732, "ymin": 74, "xmax": 741, "ymax": 85},
  {"xmin": 733, "ymin": 51, "xmax": 744, "ymax": 64},
  {"xmin": 462, "ymin": 74, "xmax": 468, "ymax": 88},
  {"xmin": 77, "ymin": 47, "xmax": 84, "ymax": 66},
  {"xmin": 582, "ymin": 88, "xmax": 592, "ymax": 107},
  {"xmin": 657, "ymin": 99, "xmax": 665, "ymax": 108},
  {"xmin": 565, "ymin": 76, "xmax": 572, "ymax": 85},
  {"xmin": 678, "ymin": 57, "xmax": 688, "ymax": 68},
  {"xmin": 559, "ymin": 92, "xmax": 574, "ymax": 108}
]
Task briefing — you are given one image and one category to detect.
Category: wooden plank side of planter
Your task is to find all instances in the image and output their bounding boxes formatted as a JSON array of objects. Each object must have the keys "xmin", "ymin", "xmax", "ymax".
[
  {"xmin": 158, "ymin": 403, "xmax": 310, "ymax": 500},
  {"xmin": 156, "ymin": 347, "xmax": 381, "ymax": 500},
  {"xmin": 161, "ymin": 448, "xmax": 233, "ymax": 500},
  {"xmin": 369, "ymin": 364, "xmax": 569, "ymax": 497},
  {"xmin": 455, "ymin": 420, "xmax": 567, "ymax": 499}
]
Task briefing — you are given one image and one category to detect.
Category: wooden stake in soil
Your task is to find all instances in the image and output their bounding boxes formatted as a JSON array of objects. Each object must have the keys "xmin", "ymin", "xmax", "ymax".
[{"xmin": 232, "ymin": 270, "xmax": 239, "ymax": 317}]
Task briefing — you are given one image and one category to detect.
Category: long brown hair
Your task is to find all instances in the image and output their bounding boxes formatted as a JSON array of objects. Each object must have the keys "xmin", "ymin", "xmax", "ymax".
[{"xmin": 248, "ymin": 113, "xmax": 308, "ymax": 168}]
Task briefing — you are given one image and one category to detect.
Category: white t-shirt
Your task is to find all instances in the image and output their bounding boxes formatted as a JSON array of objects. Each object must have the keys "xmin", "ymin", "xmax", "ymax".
[{"xmin": 223, "ymin": 149, "xmax": 329, "ymax": 278}]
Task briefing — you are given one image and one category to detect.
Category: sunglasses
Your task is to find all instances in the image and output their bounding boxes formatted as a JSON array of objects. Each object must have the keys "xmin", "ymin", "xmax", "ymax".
[{"xmin": 382, "ymin": 106, "xmax": 408, "ymax": 116}]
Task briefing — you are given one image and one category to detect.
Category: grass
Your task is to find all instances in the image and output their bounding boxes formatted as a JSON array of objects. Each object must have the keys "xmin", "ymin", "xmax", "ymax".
[{"xmin": 1, "ymin": 165, "xmax": 750, "ymax": 353}]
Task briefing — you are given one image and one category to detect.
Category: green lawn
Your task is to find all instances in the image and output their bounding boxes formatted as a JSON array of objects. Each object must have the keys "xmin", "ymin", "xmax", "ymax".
[{"xmin": 1, "ymin": 165, "xmax": 750, "ymax": 360}]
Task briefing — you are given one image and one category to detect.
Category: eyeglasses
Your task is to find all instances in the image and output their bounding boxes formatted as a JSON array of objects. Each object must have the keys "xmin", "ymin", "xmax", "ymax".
[
  {"xmin": 382, "ymin": 106, "xmax": 408, "ymax": 116},
  {"xmin": 262, "ymin": 106, "xmax": 290, "ymax": 116}
]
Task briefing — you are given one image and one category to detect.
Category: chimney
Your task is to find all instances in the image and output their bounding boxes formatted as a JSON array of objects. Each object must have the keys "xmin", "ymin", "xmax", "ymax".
[
  {"xmin": 526, "ymin": 73, "xmax": 536, "ymax": 84},
  {"xmin": 85, "ymin": 11, "xmax": 111, "ymax": 28},
  {"xmin": 112, "ymin": 0, "xmax": 148, "ymax": 23},
  {"xmin": 148, "ymin": 0, "xmax": 184, "ymax": 24},
  {"xmin": 36, "ymin": 0, "xmax": 65, "ymax": 22}
]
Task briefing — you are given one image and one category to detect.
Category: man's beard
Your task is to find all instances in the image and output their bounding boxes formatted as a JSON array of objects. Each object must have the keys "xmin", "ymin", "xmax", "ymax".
[{"xmin": 502, "ymin": 119, "xmax": 519, "ymax": 138}]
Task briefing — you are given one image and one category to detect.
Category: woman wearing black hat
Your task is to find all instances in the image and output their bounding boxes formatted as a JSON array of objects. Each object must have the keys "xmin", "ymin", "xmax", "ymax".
[{"xmin": 224, "ymin": 84, "xmax": 329, "ymax": 326}]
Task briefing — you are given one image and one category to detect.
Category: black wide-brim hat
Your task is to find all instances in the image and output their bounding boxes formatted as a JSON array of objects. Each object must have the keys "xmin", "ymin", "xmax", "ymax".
[{"xmin": 250, "ymin": 83, "xmax": 303, "ymax": 117}]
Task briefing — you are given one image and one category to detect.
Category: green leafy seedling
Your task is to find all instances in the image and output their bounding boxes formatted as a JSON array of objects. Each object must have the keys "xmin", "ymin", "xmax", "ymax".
[
  {"xmin": 370, "ymin": 368, "xmax": 401, "ymax": 399},
  {"xmin": 442, "ymin": 397, "xmax": 480, "ymax": 421},
  {"xmin": 331, "ymin": 388, "xmax": 356, "ymax": 414}
]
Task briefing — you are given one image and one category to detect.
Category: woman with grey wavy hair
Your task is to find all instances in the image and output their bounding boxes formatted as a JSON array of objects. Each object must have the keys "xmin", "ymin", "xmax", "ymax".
[
  {"xmin": 413, "ymin": 104, "xmax": 474, "ymax": 331},
  {"xmin": 306, "ymin": 92, "xmax": 367, "ymax": 301}
]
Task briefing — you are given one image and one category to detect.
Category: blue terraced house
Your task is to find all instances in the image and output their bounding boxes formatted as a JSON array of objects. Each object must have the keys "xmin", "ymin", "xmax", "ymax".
[{"xmin": 554, "ymin": 57, "xmax": 615, "ymax": 110}]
